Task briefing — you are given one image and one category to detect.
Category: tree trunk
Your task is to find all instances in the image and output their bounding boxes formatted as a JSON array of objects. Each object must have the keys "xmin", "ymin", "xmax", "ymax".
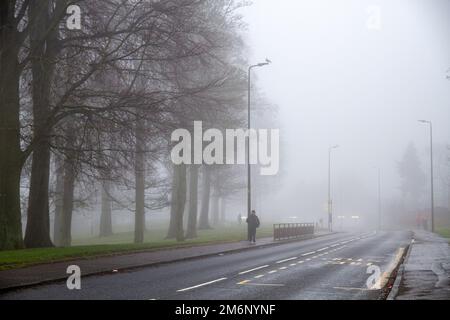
[
  {"xmin": 134, "ymin": 116, "xmax": 145, "ymax": 244},
  {"xmin": 0, "ymin": 1, "xmax": 24, "ymax": 250},
  {"xmin": 220, "ymin": 198, "xmax": 226, "ymax": 223},
  {"xmin": 60, "ymin": 149, "xmax": 76, "ymax": 247},
  {"xmin": 211, "ymin": 190, "xmax": 219, "ymax": 226},
  {"xmin": 100, "ymin": 181, "xmax": 113, "ymax": 237},
  {"xmin": 185, "ymin": 165, "xmax": 199, "ymax": 239},
  {"xmin": 166, "ymin": 164, "xmax": 187, "ymax": 241},
  {"xmin": 25, "ymin": 140, "xmax": 53, "ymax": 247},
  {"xmin": 24, "ymin": 1, "xmax": 58, "ymax": 248},
  {"xmin": 53, "ymin": 157, "xmax": 64, "ymax": 246},
  {"xmin": 198, "ymin": 166, "xmax": 211, "ymax": 230}
]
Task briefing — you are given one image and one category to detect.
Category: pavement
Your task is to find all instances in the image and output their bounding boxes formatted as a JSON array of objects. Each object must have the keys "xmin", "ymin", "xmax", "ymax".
[
  {"xmin": 0, "ymin": 232, "xmax": 329, "ymax": 292},
  {"xmin": 0, "ymin": 230, "xmax": 412, "ymax": 299},
  {"xmin": 394, "ymin": 230, "xmax": 450, "ymax": 300}
]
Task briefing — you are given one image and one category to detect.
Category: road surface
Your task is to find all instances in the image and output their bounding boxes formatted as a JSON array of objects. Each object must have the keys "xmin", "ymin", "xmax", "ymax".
[{"xmin": 0, "ymin": 230, "xmax": 412, "ymax": 300}]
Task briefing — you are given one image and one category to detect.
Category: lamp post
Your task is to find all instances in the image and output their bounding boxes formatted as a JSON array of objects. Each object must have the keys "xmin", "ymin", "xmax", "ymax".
[
  {"xmin": 247, "ymin": 59, "xmax": 271, "ymax": 218},
  {"xmin": 328, "ymin": 145, "xmax": 339, "ymax": 232},
  {"xmin": 418, "ymin": 120, "xmax": 434, "ymax": 232}
]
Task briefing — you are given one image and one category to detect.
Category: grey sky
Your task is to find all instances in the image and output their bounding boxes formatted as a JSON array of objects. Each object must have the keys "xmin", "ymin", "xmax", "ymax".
[{"xmin": 241, "ymin": 0, "xmax": 450, "ymax": 222}]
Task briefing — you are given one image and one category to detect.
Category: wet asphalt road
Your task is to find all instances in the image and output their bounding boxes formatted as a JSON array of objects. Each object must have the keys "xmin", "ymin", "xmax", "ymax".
[{"xmin": 0, "ymin": 230, "xmax": 412, "ymax": 300}]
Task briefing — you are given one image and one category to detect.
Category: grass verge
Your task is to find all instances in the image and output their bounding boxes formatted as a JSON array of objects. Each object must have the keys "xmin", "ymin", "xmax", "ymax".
[
  {"xmin": 436, "ymin": 228, "xmax": 450, "ymax": 239},
  {"xmin": 0, "ymin": 224, "xmax": 273, "ymax": 271}
]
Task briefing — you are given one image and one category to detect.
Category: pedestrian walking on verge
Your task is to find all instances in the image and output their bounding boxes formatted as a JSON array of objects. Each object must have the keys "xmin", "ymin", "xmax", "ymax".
[{"xmin": 246, "ymin": 210, "xmax": 260, "ymax": 243}]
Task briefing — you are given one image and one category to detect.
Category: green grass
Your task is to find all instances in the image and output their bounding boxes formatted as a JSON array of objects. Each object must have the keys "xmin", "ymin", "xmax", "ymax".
[
  {"xmin": 0, "ymin": 224, "xmax": 273, "ymax": 271},
  {"xmin": 436, "ymin": 228, "xmax": 450, "ymax": 239}
]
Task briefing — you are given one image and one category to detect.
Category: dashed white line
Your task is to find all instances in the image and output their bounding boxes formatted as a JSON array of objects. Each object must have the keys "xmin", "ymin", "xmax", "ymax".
[
  {"xmin": 302, "ymin": 251, "xmax": 316, "ymax": 256},
  {"xmin": 176, "ymin": 278, "xmax": 227, "ymax": 292},
  {"xmin": 238, "ymin": 265, "xmax": 270, "ymax": 275},
  {"xmin": 316, "ymin": 247, "xmax": 329, "ymax": 252},
  {"xmin": 276, "ymin": 257, "xmax": 297, "ymax": 264}
]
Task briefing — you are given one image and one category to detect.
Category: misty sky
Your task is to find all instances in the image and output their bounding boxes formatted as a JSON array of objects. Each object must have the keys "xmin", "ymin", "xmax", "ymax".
[{"xmin": 241, "ymin": 0, "xmax": 450, "ymax": 223}]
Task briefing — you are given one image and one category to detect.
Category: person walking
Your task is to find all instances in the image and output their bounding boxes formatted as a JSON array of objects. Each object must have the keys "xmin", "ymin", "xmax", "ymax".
[{"xmin": 246, "ymin": 210, "xmax": 260, "ymax": 243}]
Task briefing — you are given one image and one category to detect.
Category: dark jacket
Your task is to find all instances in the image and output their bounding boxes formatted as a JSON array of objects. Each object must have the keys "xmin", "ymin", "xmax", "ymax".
[{"xmin": 246, "ymin": 214, "xmax": 260, "ymax": 229}]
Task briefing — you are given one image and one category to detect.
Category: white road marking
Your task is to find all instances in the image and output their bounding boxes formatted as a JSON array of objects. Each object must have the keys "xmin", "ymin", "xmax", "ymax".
[
  {"xmin": 237, "ymin": 280, "xmax": 250, "ymax": 285},
  {"xmin": 370, "ymin": 247, "xmax": 405, "ymax": 290},
  {"xmin": 289, "ymin": 263, "xmax": 296, "ymax": 267},
  {"xmin": 302, "ymin": 251, "xmax": 316, "ymax": 256},
  {"xmin": 276, "ymin": 257, "xmax": 297, "ymax": 264},
  {"xmin": 316, "ymin": 247, "xmax": 329, "ymax": 252},
  {"xmin": 334, "ymin": 287, "xmax": 371, "ymax": 291},
  {"xmin": 177, "ymin": 278, "xmax": 227, "ymax": 292},
  {"xmin": 238, "ymin": 265, "xmax": 270, "ymax": 275},
  {"xmin": 254, "ymin": 275, "xmax": 264, "ymax": 279},
  {"xmin": 268, "ymin": 270, "xmax": 278, "ymax": 274},
  {"xmin": 279, "ymin": 267, "xmax": 287, "ymax": 270}
]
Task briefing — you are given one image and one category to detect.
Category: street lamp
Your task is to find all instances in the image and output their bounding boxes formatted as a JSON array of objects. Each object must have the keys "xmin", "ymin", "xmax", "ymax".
[
  {"xmin": 418, "ymin": 120, "xmax": 435, "ymax": 232},
  {"xmin": 328, "ymin": 145, "xmax": 339, "ymax": 232},
  {"xmin": 247, "ymin": 59, "xmax": 271, "ymax": 218}
]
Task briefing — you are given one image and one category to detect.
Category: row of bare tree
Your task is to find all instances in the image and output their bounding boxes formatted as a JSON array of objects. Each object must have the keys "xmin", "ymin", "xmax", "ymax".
[{"xmin": 0, "ymin": 0, "xmax": 263, "ymax": 250}]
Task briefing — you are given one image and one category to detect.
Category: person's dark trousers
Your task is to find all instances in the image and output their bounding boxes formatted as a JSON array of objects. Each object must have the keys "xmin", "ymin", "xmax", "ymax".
[{"xmin": 248, "ymin": 228, "xmax": 256, "ymax": 242}]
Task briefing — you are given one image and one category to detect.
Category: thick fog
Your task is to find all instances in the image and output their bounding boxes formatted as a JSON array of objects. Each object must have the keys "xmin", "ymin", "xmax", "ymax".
[{"xmin": 242, "ymin": 0, "xmax": 450, "ymax": 228}]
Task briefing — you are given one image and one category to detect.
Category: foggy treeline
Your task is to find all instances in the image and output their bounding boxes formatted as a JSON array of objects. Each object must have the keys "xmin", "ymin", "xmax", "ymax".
[
  {"xmin": 1, "ymin": 0, "xmax": 449, "ymax": 253},
  {"xmin": 0, "ymin": 0, "xmax": 279, "ymax": 250}
]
